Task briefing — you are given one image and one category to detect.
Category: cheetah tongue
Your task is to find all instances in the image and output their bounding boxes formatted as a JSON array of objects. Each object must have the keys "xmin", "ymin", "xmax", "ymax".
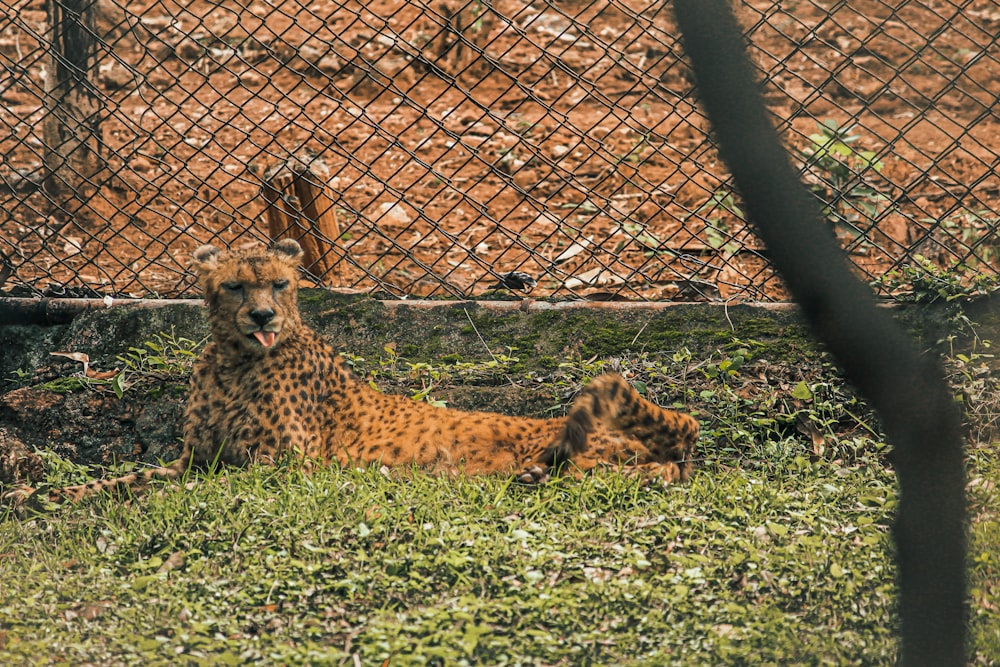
[{"xmin": 253, "ymin": 331, "xmax": 276, "ymax": 348}]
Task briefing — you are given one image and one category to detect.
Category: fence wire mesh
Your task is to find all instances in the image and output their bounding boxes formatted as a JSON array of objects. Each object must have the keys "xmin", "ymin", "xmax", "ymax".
[{"xmin": 1, "ymin": 0, "xmax": 998, "ymax": 301}]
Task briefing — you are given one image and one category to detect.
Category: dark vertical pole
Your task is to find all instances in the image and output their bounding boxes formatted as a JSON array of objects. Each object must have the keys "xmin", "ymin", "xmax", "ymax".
[
  {"xmin": 672, "ymin": 2, "xmax": 967, "ymax": 664},
  {"xmin": 43, "ymin": 0, "xmax": 105, "ymax": 228}
]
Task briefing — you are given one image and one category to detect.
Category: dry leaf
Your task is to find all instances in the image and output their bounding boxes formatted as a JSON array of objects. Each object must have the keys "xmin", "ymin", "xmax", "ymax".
[
  {"xmin": 62, "ymin": 237, "xmax": 82, "ymax": 256},
  {"xmin": 564, "ymin": 267, "xmax": 625, "ymax": 290},
  {"xmin": 157, "ymin": 551, "xmax": 186, "ymax": 574},
  {"xmin": 552, "ymin": 236, "xmax": 592, "ymax": 265},
  {"xmin": 65, "ymin": 601, "xmax": 112, "ymax": 621},
  {"xmin": 796, "ymin": 414, "xmax": 826, "ymax": 458},
  {"xmin": 532, "ymin": 211, "xmax": 562, "ymax": 229},
  {"xmin": 50, "ymin": 351, "xmax": 89, "ymax": 364},
  {"xmin": 50, "ymin": 351, "xmax": 90, "ymax": 376}
]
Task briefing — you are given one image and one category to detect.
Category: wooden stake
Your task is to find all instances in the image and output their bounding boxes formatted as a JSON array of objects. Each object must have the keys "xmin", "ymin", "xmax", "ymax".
[{"xmin": 260, "ymin": 153, "xmax": 344, "ymax": 285}]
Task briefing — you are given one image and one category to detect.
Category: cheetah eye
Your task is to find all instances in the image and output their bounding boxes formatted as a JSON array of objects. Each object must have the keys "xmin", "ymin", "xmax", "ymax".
[
  {"xmin": 273, "ymin": 279, "xmax": 290, "ymax": 290},
  {"xmin": 221, "ymin": 281, "xmax": 243, "ymax": 292}
]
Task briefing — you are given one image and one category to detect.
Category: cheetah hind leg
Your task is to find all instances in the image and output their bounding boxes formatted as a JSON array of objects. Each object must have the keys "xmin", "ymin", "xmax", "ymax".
[{"xmin": 517, "ymin": 374, "xmax": 699, "ymax": 484}]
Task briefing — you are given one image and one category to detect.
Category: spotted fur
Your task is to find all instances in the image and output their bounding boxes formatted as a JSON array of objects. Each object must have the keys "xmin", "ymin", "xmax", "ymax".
[{"xmin": 10, "ymin": 240, "xmax": 699, "ymax": 504}]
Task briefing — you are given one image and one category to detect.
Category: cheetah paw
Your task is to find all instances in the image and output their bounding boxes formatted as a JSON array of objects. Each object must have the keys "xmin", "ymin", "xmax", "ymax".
[{"xmin": 516, "ymin": 465, "xmax": 550, "ymax": 485}]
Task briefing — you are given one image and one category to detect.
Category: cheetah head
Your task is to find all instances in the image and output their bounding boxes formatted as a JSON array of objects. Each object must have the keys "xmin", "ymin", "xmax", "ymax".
[{"xmin": 191, "ymin": 239, "xmax": 304, "ymax": 355}]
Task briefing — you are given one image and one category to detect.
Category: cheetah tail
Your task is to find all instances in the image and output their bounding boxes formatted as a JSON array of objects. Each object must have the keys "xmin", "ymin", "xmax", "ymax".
[
  {"xmin": 49, "ymin": 457, "xmax": 189, "ymax": 504},
  {"xmin": 4, "ymin": 448, "xmax": 193, "ymax": 510}
]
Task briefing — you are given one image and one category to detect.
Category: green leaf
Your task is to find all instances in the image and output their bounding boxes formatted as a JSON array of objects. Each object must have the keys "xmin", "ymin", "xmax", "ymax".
[
  {"xmin": 461, "ymin": 623, "xmax": 492, "ymax": 655},
  {"xmin": 112, "ymin": 372, "xmax": 126, "ymax": 399},
  {"xmin": 766, "ymin": 521, "xmax": 788, "ymax": 537},
  {"xmin": 791, "ymin": 382, "xmax": 813, "ymax": 400},
  {"xmin": 214, "ymin": 652, "xmax": 244, "ymax": 666},
  {"xmin": 130, "ymin": 574, "xmax": 162, "ymax": 592}
]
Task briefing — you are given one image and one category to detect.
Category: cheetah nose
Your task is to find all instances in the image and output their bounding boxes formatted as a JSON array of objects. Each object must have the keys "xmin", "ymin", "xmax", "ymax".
[{"xmin": 249, "ymin": 308, "xmax": 275, "ymax": 327}]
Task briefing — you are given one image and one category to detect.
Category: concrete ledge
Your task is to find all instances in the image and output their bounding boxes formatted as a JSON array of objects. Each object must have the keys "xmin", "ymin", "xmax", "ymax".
[{"xmin": 0, "ymin": 295, "xmax": 804, "ymax": 326}]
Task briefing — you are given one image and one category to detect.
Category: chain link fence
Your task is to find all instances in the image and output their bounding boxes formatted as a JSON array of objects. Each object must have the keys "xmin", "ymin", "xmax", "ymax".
[{"xmin": 1, "ymin": 0, "xmax": 998, "ymax": 301}]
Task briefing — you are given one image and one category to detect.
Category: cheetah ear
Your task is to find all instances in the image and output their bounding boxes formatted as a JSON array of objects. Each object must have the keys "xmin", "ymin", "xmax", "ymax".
[
  {"xmin": 271, "ymin": 238, "xmax": 304, "ymax": 266},
  {"xmin": 191, "ymin": 245, "xmax": 222, "ymax": 275}
]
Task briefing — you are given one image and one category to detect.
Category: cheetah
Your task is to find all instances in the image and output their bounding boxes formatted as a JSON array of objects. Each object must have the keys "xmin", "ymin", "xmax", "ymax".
[{"xmin": 9, "ymin": 240, "xmax": 699, "ymax": 505}]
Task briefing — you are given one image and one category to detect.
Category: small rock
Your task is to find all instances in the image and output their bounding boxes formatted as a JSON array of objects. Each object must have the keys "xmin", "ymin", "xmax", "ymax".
[
  {"xmin": 129, "ymin": 156, "xmax": 153, "ymax": 173},
  {"xmin": 175, "ymin": 36, "xmax": 205, "ymax": 62},
  {"xmin": 317, "ymin": 54, "xmax": 341, "ymax": 75},
  {"xmin": 146, "ymin": 69, "xmax": 173, "ymax": 90},
  {"xmin": 99, "ymin": 62, "xmax": 134, "ymax": 90},
  {"xmin": 377, "ymin": 202, "xmax": 412, "ymax": 225},
  {"xmin": 513, "ymin": 168, "xmax": 539, "ymax": 189},
  {"xmin": 288, "ymin": 45, "xmax": 324, "ymax": 74},
  {"xmin": 239, "ymin": 70, "xmax": 263, "ymax": 87}
]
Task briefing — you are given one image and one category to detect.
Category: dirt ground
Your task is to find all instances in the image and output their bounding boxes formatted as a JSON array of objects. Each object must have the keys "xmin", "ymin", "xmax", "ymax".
[{"xmin": 1, "ymin": 0, "xmax": 998, "ymax": 300}]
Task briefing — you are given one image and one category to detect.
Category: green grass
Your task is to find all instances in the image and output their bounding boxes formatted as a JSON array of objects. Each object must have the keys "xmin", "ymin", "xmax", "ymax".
[
  {"xmin": 1, "ymin": 445, "xmax": 997, "ymax": 665},
  {"xmin": 968, "ymin": 447, "xmax": 1000, "ymax": 663},
  {"xmin": 1, "ymin": 339, "xmax": 998, "ymax": 665}
]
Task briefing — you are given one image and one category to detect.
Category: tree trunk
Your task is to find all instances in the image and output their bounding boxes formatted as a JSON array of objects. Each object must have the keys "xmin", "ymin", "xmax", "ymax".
[{"xmin": 43, "ymin": 0, "xmax": 106, "ymax": 229}]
